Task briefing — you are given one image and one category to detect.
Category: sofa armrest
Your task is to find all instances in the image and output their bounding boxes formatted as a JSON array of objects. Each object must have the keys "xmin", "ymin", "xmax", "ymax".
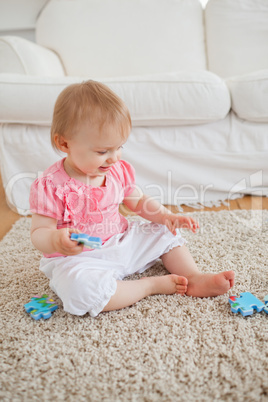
[{"xmin": 0, "ymin": 36, "xmax": 65, "ymax": 76}]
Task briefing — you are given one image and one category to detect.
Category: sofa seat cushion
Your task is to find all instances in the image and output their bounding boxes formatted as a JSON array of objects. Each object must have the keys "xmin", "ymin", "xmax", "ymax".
[
  {"xmin": 226, "ymin": 70, "xmax": 268, "ymax": 123},
  {"xmin": 0, "ymin": 71, "xmax": 230, "ymax": 127}
]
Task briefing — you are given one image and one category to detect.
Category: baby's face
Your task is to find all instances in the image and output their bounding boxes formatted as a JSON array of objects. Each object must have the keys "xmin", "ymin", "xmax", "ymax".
[{"xmin": 64, "ymin": 120, "xmax": 129, "ymax": 181}]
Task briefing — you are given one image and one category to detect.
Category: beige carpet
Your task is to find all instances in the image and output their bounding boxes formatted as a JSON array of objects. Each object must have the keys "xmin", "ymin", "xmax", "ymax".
[{"xmin": 0, "ymin": 210, "xmax": 268, "ymax": 401}]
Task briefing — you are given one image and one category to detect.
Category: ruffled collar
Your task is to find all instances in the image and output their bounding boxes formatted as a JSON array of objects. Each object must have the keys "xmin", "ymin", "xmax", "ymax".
[{"xmin": 54, "ymin": 158, "xmax": 109, "ymax": 225}]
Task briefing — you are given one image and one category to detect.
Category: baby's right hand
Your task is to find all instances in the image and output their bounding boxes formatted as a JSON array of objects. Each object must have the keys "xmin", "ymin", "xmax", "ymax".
[{"xmin": 52, "ymin": 228, "xmax": 84, "ymax": 256}]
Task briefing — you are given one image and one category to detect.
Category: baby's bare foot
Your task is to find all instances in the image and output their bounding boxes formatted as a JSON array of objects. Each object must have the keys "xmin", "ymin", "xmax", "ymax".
[
  {"xmin": 186, "ymin": 270, "xmax": 235, "ymax": 297},
  {"xmin": 150, "ymin": 274, "xmax": 188, "ymax": 296}
]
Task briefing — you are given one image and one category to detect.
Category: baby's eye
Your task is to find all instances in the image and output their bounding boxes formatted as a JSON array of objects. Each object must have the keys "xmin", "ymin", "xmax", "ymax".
[{"xmin": 97, "ymin": 151, "xmax": 107, "ymax": 155}]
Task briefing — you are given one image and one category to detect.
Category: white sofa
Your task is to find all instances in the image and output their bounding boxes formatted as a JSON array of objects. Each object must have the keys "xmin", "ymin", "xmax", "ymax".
[{"xmin": 0, "ymin": 0, "xmax": 268, "ymax": 215}]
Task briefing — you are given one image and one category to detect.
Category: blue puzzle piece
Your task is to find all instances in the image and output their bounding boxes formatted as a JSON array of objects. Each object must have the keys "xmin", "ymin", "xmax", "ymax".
[
  {"xmin": 264, "ymin": 294, "xmax": 268, "ymax": 315},
  {"xmin": 24, "ymin": 294, "xmax": 58, "ymax": 320},
  {"xmin": 229, "ymin": 292, "xmax": 265, "ymax": 317},
  {"xmin": 70, "ymin": 233, "xmax": 102, "ymax": 249}
]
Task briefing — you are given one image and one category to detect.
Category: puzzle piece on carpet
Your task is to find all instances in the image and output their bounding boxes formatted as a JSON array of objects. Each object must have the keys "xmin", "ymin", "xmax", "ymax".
[
  {"xmin": 229, "ymin": 292, "xmax": 265, "ymax": 317},
  {"xmin": 264, "ymin": 295, "xmax": 268, "ymax": 315},
  {"xmin": 24, "ymin": 294, "xmax": 58, "ymax": 320}
]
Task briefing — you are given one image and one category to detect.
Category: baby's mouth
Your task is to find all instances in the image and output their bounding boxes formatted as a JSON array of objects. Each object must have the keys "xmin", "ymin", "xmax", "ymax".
[{"xmin": 99, "ymin": 166, "xmax": 111, "ymax": 172}]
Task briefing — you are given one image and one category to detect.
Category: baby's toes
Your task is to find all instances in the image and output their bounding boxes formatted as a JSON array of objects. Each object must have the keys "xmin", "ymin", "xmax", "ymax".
[
  {"xmin": 176, "ymin": 283, "xmax": 187, "ymax": 295},
  {"xmin": 176, "ymin": 287, "xmax": 187, "ymax": 295},
  {"xmin": 176, "ymin": 276, "xmax": 188, "ymax": 286}
]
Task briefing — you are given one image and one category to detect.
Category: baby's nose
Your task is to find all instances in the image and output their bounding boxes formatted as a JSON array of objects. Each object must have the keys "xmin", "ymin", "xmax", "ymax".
[{"xmin": 107, "ymin": 152, "xmax": 118, "ymax": 164}]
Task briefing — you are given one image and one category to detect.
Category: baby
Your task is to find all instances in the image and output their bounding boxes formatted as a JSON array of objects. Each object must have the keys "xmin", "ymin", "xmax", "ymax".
[{"xmin": 30, "ymin": 80, "xmax": 235, "ymax": 317}]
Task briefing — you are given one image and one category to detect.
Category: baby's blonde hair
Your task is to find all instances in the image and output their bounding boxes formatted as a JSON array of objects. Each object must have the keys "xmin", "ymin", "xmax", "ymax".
[{"xmin": 51, "ymin": 80, "xmax": 132, "ymax": 151}]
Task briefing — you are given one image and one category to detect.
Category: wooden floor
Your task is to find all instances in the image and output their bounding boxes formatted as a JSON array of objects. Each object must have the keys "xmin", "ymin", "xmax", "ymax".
[{"xmin": 1, "ymin": 174, "xmax": 267, "ymax": 241}]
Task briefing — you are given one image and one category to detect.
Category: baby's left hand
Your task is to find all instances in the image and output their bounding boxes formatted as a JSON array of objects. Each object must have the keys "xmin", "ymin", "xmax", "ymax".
[{"xmin": 163, "ymin": 214, "xmax": 199, "ymax": 235}]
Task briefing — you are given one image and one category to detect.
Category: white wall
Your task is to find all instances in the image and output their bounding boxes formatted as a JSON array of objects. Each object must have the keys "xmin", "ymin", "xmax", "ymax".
[{"xmin": 0, "ymin": 0, "xmax": 48, "ymax": 41}]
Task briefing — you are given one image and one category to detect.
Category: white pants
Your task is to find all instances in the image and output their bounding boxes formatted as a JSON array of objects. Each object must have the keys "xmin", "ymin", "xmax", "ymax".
[{"xmin": 39, "ymin": 222, "xmax": 186, "ymax": 317}]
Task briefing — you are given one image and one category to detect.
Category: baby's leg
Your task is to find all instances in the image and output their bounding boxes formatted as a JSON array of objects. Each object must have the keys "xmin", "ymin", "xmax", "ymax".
[
  {"xmin": 102, "ymin": 275, "xmax": 188, "ymax": 312},
  {"xmin": 161, "ymin": 245, "xmax": 235, "ymax": 297}
]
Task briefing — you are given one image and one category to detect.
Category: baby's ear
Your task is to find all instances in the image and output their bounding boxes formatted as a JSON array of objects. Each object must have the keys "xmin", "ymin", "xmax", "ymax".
[{"xmin": 54, "ymin": 133, "xmax": 70, "ymax": 153}]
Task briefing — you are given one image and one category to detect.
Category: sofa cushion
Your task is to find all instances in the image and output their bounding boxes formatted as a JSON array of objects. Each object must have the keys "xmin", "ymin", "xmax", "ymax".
[
  {"xmin": 205, "ymin": 0, "xmax": 268, "ymax": 78},
  {"xmin": 36, "ymin": 0, "xmax": 206, "ymax": 78},
  {"xmin": 0, "ymin": 36, "xmax": 65, "ymax": 76},
  {"xmin": 0, "ymin": 72, "xmax": 230, "ymax": 126},
  {"xmin": 226, "ymin": 70, "xmax": 268, "ymax": 123}
]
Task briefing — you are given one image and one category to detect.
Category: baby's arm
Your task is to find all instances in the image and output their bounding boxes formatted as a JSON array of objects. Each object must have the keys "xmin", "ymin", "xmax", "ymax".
[
  {"xmin": 31, "ymin": 214, "xmax": 83, "ymax": 255},
  {"xmin": 123, "ymin": 188, "xmax": 198, "ymax": 234}
]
